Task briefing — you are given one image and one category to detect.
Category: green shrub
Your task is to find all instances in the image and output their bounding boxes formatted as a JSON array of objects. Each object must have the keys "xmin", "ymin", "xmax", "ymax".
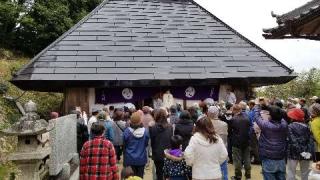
[
  {"xmin": 0, "ymin": 53, "xmax": 63, "ymax": 179},
  {"xmin": 0, "ymin": 57, "xmax": 63, "ymax": 126}
]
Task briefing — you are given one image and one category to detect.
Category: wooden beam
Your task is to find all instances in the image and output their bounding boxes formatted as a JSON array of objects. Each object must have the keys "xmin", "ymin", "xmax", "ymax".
[{"xmin": 310, "ymin": 20, "xmax": 320, "ymax": 34}]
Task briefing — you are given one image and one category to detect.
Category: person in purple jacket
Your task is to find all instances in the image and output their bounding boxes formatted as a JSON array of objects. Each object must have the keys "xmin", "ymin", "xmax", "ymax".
[{"xmin": 253, "ymin": 103, "xmax": 288, "ymax": 180}]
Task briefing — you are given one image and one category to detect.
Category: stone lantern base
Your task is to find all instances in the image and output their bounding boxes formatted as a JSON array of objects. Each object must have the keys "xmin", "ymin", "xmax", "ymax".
[{"xmin": 9, "ymin": 138, "xmax": 51, "ymax": 180}]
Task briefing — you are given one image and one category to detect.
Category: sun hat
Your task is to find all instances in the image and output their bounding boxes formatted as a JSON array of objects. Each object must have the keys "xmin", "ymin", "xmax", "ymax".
[
  {"xmin": 293, "ymin": 98, "xmax": 300, "ymax": 103},
  {"xmin": 287, "ymin": 108, "xmax": 305, "ymax": 122},
  {"xmin": 310, "ymin": 96, "xmax": 319, "ymax": 100},
  {"xmin": 204, "ymin": 98, "xmax": 215, "ymax": 106},
  {"xmin": 91, "ymin": 107, "xmax": 100, "ymax": 113},
  {"xmin": 208, "ymin": 106, "xmax": 219, "ymax": 116}
]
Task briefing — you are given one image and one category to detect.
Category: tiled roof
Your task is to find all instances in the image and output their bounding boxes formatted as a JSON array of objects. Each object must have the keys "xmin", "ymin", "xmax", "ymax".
[
  {"xmin": 263, "ymin": 0, "xmax": 320, "ymax": 39},
  {"xmin": 12, "ymin": 0, "xmax": 294, "ymax": 91},
  {"xmin": 277, "ymin": 0, "xmax": 320, "ymax": 24}
]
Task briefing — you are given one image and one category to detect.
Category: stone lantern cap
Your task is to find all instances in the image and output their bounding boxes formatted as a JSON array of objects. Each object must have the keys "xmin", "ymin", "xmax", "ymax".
[{"xmin": 0, "ymin": 100, "xmax": 54, "ymax": 136}]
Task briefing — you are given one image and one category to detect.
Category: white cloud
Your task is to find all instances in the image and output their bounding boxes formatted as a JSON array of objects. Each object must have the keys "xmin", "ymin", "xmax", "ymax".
[{"xmin": 195, "ymin": 0, "xmax": 320, "ymax": 72}]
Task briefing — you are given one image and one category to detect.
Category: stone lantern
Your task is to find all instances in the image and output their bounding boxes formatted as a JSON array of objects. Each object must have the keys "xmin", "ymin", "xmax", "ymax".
[{"xmin": 0, "ymin": 100, "xmax": 54, "ymax": 180}]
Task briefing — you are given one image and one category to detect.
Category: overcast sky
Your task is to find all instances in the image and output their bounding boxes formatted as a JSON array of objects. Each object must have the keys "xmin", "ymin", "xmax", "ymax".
[{"xmin": 195, "ymin": 0, "xmax": 320, "ymax": 72}]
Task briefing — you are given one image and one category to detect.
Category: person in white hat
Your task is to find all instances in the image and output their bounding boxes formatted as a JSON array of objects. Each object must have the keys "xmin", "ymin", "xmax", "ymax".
[
  {"xmin": 310, "ymin": 96, "xmax": 319, "ymax": 104},
  {"xmin": 293, "ymin": 98, "xmax": 301, "ymax": 109},
  {"xmin": 226, "ymin": 88, "xmax": 237, "ymax": 105},
  {"xmin": 87, "ymin": 107, "xmax": 100, "ymax": 135},
  {"xmin": 204, "ymin": 98, "xmax": 215, "ymax": 106}
]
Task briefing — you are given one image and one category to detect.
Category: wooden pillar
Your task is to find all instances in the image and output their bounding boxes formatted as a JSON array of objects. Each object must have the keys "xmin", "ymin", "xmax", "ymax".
[
  {"xmin": 64, "ymin": 88, "xmax": 89, "ymax": 114},
  {"xmin": 183, "ymin": 99, "xmax": 187, "ymax": 110}
]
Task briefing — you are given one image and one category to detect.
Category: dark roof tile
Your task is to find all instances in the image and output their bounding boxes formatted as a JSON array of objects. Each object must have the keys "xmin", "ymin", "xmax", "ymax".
[
  {"xmin": 190, "ymin": 73, "xmax": 224, "ymax": 79},
  {"xmin": 56, "ymin": 55, "xmax": 97, "ymax": 62},
  {"xmin": 30, "ymin": 74, "xmax": 76, "ymax": 80},
  {"xmin": 75, "ymin": 74, "xmax": 117, "ymax": 80},
  {"xmin": 76, "ymin": 61, "xmax": 115, "ymax": 67},
  {"xmin": 33, "ymin": 62, "xmax": 77, "ymax": 68},
  {"xmin": 55, "ymin": 67, "xmax": 97, "ymax": 74},
  {"xmin": 116, "ymin": 61, "xmax": 153, "ymax": 67},
  {"xmin": 97, "ymin": 67, "xmax": 133, "ymax": 73},
  {"xmin": 169, "ymin": 57, "xmax": 201, "ymax": 61},
  {"xmin": 134, "ymin": 57, "xmax": 169, "ymax": 61},
  {"xmin": 13, "ymin": 0, "xmax": 293, "ymax": 89}
]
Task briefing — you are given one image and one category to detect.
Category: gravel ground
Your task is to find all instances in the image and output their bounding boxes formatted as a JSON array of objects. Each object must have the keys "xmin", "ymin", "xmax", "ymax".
[
  {"xmin": 119, "ymin": 161, "xmax": 265, "ymax": 179},
  {"xmin": 118, "ymin": 156, "xmax": 308, "ymax": 179}
]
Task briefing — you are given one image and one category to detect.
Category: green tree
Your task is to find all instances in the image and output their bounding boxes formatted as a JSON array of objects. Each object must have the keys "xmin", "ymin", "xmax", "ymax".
[
  {"xmin": 68, "ymin": 0, "xmax": 102, "ymax": 22},
  {"xmin": 256, "ymin": 68, "xmax": 320, "ymax": 100},
  {"xmin": 0, "ymin": 0, "xmax": 103, "ymax": 55},
  {"xmin": 15, "ymin": 0, "xmax": 73, "ymax": 55},
  {"xmin": 0, "ymin": 1, "xmax": 21, "ymax": 49}
]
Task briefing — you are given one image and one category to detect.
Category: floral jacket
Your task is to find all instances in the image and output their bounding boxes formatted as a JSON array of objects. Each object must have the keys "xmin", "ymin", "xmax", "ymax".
[
  {"xmin": 163, "ymin": 149, "xmax": 191, "ymax": 177},
  {"xmin": 287, "ymin": 122, "xmax": 314, "ymax": 160}
]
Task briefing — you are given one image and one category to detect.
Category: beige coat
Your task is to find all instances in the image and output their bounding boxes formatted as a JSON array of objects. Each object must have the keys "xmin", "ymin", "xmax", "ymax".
[{"xmin": 211, "ymin": 118, "xmax": 228, "ymax": 147}]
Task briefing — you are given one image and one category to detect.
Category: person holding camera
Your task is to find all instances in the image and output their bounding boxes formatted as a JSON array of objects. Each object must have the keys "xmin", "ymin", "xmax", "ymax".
[{"xmin": 253, "ymin": 99, "xmax": 288, "ymax": 180}]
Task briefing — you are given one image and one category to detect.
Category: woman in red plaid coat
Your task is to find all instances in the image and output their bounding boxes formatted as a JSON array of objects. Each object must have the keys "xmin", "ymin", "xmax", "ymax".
[{"xmin": 80, "ymin": 122, "xmax": 119, "ymax": 180}]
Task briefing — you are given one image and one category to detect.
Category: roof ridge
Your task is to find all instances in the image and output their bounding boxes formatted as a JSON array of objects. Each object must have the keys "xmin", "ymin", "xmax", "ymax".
[
  {"xmin": 191, "ymin": 0, "xmax": 293, "ymax": 74},
  {"xmin": 277, "ymin": 0, "xmax": 320, "ymax": 24},
  {"xmin": 14, "ymin": 0, "xmax": 110, "ymax": 77}
]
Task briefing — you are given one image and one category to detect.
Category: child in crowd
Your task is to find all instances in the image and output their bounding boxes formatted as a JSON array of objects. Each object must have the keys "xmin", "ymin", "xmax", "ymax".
[
  {"xmin": 163, "ymin": 135, "xmax": 191, "ymax": 180},
  {"xmin": 121, "ymin": 166, "xmax": 142, "ymax": 180}
]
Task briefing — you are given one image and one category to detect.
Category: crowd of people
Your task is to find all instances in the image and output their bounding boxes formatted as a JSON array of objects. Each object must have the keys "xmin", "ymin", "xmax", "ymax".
[{"xmin": 74, "ymin": 95, "xmax": 320, "ymax": 180}]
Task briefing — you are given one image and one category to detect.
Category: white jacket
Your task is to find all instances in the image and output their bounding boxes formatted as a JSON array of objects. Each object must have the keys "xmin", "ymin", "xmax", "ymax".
[
  {"xmin": 87, "ymin": 116, "xmax": 97, "ymax": 134},
  {"xmin": 184, "ymin": 132, "xmax": 228, "ymax": 179}
]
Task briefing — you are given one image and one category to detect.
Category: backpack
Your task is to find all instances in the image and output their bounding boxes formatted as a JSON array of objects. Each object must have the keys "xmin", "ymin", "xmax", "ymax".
[{"xmin": 104, "ymin": 120, "xmax": 115, "ymax": 143}]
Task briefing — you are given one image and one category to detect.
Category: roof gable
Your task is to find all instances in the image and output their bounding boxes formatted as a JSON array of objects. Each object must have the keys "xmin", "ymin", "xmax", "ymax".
[{"xmin": 13, "ymin": 0, "xmax": 294, "ymax": 91}]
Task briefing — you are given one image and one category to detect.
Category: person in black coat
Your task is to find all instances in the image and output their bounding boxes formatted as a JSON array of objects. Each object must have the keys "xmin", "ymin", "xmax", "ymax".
[
  {"xmin": 149, "ymin": 109, "xmax": 173, "ymax": 180},
  {"xmin": 229, "ymin": 104, "xmax": 251, "ymax": 180},
  {"xmin": 70, "ymin": 110, "xmax": 88, "ymax": 153},
  {"xmin": 188, "ymin": 106, "xmax": 199, "ymax": 124},
  {"xmin": 174, "ymin": 110, "xmax": 194, "ymax": 151},
  {"xmin": 219, "ymin": 102, "xmax": 233, "ymax": 163}
]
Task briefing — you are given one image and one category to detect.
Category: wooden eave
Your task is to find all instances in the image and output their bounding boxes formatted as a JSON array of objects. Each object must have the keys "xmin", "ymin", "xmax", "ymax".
[{"xmin": 263, "ymin": 0, "xmax": 320, "ymax": 40}]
